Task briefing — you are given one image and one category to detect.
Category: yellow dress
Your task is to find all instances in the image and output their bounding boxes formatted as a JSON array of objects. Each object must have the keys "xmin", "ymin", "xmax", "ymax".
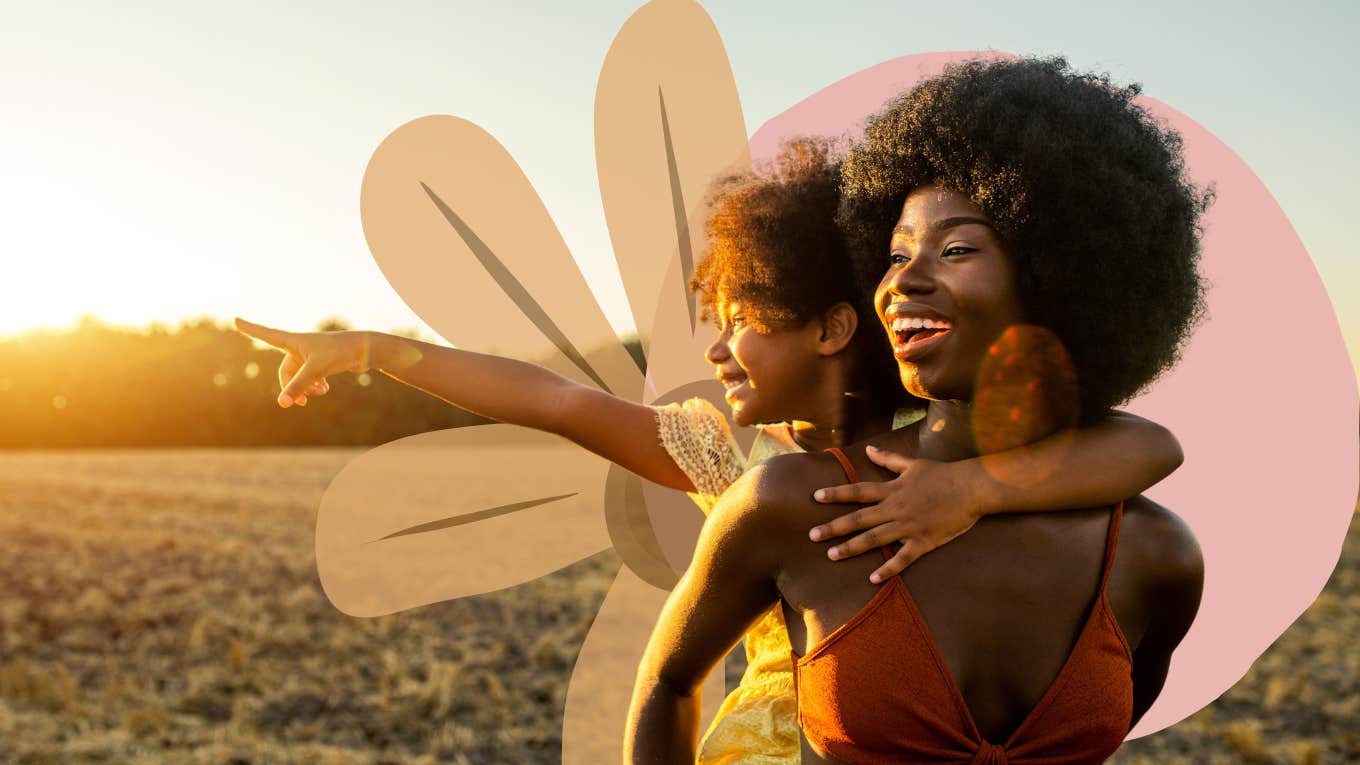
[{"xmin": 653, "ymin": 398, "xmax": 926, "ymax": 764}]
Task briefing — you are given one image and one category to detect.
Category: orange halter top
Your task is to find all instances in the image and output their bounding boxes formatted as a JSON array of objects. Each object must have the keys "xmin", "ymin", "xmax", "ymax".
[{"xmin": 792, "ymin": 448, "xmax": 1133, "ymax": 764}]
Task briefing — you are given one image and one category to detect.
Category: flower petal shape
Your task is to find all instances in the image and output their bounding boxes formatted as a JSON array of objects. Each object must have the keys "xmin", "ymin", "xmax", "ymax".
[
  {"xmin": 315, "ymin": 424, "xmax": 612, "ymax": 616},
  {"xmin": 326, "ymin": 5, "xmax": 768, "ymax": 760},
  {"xmin": 644, "ymin": 248, "xmax": 731, "ymax": 402},
  {"xmin": 362, "ymin": 114, "xmax": 642, "ymax": 398},
  {"xmin": 595, "ymin": 0, "xmax": 749, "ymax": 367}
]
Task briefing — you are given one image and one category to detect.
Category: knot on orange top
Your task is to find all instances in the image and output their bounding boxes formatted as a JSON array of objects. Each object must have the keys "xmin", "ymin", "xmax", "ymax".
[{"xmin": 972, "ymin": 741, "xmax": 1009, "ymax": 765}]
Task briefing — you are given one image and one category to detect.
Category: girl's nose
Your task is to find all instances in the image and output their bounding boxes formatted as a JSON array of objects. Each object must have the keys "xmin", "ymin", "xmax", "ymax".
[{"xmin": 705, "ymin": 328, "xmax": 731, "ymax": 364}]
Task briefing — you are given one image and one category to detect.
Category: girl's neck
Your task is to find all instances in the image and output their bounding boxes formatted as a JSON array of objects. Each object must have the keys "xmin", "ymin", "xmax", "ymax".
[{"xmin": 788, "ymin": 394, "xmax": 896, "ymax": 452}]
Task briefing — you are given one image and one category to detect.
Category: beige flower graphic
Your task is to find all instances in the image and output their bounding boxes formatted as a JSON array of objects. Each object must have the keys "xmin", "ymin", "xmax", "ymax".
[{"xmin": 314, "ymin": 1, "xmax": 750, "ymax": 761}]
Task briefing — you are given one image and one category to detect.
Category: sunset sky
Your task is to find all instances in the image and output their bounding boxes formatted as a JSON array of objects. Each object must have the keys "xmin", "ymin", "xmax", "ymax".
[{"xmin": 4, "ymin": 1, "xmax": 1357, "ymax": 380}]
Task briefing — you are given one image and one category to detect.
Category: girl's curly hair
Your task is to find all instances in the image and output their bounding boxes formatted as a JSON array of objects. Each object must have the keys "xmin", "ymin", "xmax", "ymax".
[{"xmin": 693, "ymin": 137, "xmax": 912, "ymax": 407}]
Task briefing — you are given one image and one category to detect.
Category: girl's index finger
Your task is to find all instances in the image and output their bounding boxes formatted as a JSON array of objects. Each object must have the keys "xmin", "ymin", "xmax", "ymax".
[
  {"xmin": 865, "ymin": 443, "xmax": 916, "ymax": 474},
  {"xmin": 812, "ymin": 481, "xmax": 888, "ymax": 504},
  {"xmin": 233, "ymin": 317, "xmax": 294, "ymax": 350}
]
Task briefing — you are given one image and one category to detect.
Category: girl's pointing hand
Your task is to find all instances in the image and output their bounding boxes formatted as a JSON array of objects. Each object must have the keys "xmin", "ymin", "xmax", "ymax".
[{"xmin": 234, "ymin": 317, "xmax": 373, "ymax": 408}]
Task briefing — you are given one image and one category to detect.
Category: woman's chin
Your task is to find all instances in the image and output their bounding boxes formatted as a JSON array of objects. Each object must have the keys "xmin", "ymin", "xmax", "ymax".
[
  {"xmin": 900, "ymin": 366, "xmax": 960, "ymax": 403},
  {"xmin": 900, "ymin": 367, "xmax": 931, "ymax": 400}
]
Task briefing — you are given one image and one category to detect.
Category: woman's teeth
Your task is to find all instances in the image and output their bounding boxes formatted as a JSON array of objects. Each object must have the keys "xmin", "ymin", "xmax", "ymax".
[
  {"xmin": 891, "ymin": 316, "xmax": 953, "ymax": 353},
  {"xmin": 891, "ymin": 317, "xmax": 952, "ymax": 331}
]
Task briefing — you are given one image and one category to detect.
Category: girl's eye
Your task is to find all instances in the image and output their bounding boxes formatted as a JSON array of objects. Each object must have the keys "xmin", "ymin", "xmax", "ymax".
[
  {"xmin": 730, "ymin": 315, "xmax": 746, "ymax": 328},
  {"xmin": 889, "ymin": 251, "xmax": 911, "ymax": 265},
  {"xmin": 943, "ymin": 245, "xmax": 975, "ymax": 257}
]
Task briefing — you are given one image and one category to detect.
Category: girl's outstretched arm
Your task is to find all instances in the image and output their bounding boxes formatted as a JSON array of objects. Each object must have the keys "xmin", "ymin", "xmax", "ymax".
[
  {"xmin": 233, "ymin": 318, "xmax": 695, "ymax": 492},
  {"xmin": 810, "ymin": 411, "xmax": 1183, "ymax": 582}
]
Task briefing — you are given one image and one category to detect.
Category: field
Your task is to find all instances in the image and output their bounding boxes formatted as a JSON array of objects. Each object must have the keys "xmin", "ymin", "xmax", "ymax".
[{"xmin": 0, "ymin": 449, "xmax": 1356, "ymax": 764}]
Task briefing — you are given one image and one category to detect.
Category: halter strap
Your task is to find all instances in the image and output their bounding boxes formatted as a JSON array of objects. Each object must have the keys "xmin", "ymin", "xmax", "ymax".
[
  {"xmin": 823, "ymin": 447, "xmax": 894, "ymax": 562},
  {"xmin": 824, "ymin": 446, "xmax": 858, "ymax": 483},
  {"xmin": 1097, "ymin": 500, "xmax": 1125, "ymax": 592}
]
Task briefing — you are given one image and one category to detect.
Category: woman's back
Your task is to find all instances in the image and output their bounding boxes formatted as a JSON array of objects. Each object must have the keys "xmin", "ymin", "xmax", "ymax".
[{"xmin": 758, "ymin": 445, "xmax": 1199, "ymax": 763}]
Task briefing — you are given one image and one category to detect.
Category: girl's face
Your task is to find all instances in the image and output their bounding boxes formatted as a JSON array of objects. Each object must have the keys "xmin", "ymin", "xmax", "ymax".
[
  {"xmin": 704, "ymin": 296, "xmax": 823, "ymax": 427},
  {"xmin": 874, "ymin": 185, "xmax": 1023, "ymax": 401}
]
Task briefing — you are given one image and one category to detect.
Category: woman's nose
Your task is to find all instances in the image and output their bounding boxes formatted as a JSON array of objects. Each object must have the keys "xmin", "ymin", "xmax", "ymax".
[{"xmin": 888, "ymin": 255, "xmax": 935, "ymax": 296}]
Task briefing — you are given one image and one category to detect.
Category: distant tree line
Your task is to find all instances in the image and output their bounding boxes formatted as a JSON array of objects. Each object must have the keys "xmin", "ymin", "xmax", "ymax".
[{"xmin": 0, "ymin": 317, "xmax": 644, "ymax": 449}]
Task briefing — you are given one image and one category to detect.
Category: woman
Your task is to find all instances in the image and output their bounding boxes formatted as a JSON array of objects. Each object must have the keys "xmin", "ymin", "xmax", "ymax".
[
  {"xmin": 238, "ymin": 140, "xmax": 1185, "ymax": 764},
  {"xmin": 626, "ymin": 57, "xmax": 1207, "ymax": 764}
]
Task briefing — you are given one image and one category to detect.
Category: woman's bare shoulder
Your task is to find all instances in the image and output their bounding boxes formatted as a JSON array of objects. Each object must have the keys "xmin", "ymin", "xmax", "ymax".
[
  {"xmin": 708, "ymin": 451, "xmax": 851, "ymax": 537},
  {"xmin": 751, "ymin": 450, "xmax": 854, "ymax": 509},
  {"xmin": 1119, "ymin": 495, "xmax": 1204, "ymax": 592}
]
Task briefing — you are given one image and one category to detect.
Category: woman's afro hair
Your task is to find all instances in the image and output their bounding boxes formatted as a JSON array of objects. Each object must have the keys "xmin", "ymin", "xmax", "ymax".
[{"xmin": 839, "ymin": 56, "xmax": 1211, "ymax": 420}]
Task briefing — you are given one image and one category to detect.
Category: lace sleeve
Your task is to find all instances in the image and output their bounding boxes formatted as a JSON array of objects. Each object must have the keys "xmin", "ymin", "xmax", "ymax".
[{"xmin": 652, "ymin": 397, "xmax": 747, "ymax": 507}]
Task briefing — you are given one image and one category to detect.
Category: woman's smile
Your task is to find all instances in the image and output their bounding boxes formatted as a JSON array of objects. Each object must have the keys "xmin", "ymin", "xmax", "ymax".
[{"xmin": 886, "ymin": 302, "xmax": 955, "ymax": 361}]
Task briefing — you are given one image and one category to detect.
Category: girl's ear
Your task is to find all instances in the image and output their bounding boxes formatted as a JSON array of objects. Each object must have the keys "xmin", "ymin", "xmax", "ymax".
[{"xmin": 816, "ymin": 302, "xmax": 858, "ymax": 356}]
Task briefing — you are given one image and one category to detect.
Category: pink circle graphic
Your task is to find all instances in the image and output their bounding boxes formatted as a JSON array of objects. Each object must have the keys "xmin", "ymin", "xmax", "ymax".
[{"xmin": 750, "ymin": 52, "xmax": 1358, "ymax": 738}]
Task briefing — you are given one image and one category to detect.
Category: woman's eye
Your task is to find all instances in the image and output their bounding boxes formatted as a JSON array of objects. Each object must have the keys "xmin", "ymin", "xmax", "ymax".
[
  {"xmin": 889, "ymin": 251, "xmax": 911, "ymax": 265},
  {"xmin": 943, "ymin": 246, "xmax": 975, "ymax": 257},
  {"xmin": 730, "ymin": 315, "xmax": 746, "ymax": 327}
]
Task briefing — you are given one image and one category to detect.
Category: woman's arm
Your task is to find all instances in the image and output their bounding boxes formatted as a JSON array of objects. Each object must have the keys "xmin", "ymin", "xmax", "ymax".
[
  {"xmin": 626, "ymin": 468, "xmax": 784, "ymax": 763},
  {"xmin": 811, "ymin": 411, "xmax": 1183, "ymax": 581},
  {"xmin": 1126, "ymin": 500, "xmax": 1204, "ymax": 727},
  {"xmin": 234, "ymin": 318, "xmax": 695, "ymax": 492}
]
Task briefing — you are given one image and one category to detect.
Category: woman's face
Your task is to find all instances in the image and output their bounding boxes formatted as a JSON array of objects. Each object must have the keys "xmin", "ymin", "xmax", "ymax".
[
  {"xmin": 874, "ymin": 185, "xmax": 1023, "ymax": 402},
  {"xmin": 704, "ymin": 296, "xmax": 822, "ymax": 427}
]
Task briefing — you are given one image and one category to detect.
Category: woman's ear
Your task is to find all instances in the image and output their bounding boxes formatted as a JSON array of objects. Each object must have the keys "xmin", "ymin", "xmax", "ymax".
[{"xmin": 816, "ymin": 302, "xmax": 859, "ymax": 356}]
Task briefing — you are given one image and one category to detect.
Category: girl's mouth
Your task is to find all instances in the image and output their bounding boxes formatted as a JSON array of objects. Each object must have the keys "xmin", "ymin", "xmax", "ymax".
[{"xmin": 718, "ymin": 375, "xmax": 748, "ymax": 400}]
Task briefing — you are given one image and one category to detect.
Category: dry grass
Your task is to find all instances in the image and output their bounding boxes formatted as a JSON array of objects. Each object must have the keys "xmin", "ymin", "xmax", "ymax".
[
  {"xmin": 0, "ymin": 449, "xmax": 1355, "ymax": 764},
  {"xmin": 0, "ymin": 448, "xmax": 613, "ymax": 764}
]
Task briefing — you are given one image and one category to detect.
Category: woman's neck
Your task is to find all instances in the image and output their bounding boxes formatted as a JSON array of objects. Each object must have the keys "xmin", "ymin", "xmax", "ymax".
[
  {"xmin": 915, "ymin": 401, "xmax": 982, "ymax": 461},
  {"xmin": 916, "ymin": 398, "xmax": 1065, "ymax": 462}
]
